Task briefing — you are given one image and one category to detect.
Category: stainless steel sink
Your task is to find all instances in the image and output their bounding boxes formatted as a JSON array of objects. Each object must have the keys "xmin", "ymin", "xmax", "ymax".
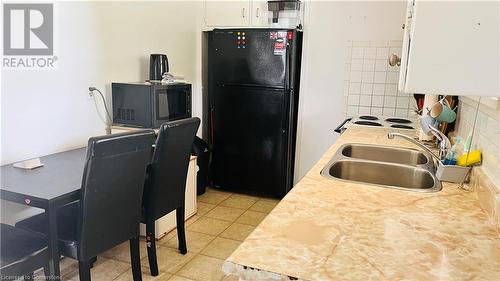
[
  {"xmin": 341, "ymin": 144, "xmax": 430, "ymax": 166},
  {"xmin": 321, "ymin": 143, "xmax": 442, "ymax": 192}
]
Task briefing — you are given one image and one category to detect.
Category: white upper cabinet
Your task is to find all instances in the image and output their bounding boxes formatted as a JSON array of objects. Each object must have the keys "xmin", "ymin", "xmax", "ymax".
[
  {"xmin": 205, "ymin": 0, "xmax": 251, "ymax": 27},
  {"xmin": 398, "ymin": 0, "xmax": 499, "ymax": 97},
  {"xmin": 251, "ymin": 0, "xmax": 270, "ymax": 27}
]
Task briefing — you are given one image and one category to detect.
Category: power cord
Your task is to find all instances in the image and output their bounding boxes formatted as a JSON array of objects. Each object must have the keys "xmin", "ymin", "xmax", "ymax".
[{"xmin": 88, "ymin": 87, "xmax": 112, "ymax": 125}]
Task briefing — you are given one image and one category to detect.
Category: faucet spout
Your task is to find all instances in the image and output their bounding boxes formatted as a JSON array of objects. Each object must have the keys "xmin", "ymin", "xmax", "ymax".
[{"xmin": 387, "ymin": 132, "xmax": 441, "ymax": 161}]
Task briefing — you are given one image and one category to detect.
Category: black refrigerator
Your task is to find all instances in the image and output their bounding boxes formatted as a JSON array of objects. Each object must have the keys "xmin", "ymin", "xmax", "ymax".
[{"xmin": 207, "ymin": 28, "xmax": 303, "ymax": 198}]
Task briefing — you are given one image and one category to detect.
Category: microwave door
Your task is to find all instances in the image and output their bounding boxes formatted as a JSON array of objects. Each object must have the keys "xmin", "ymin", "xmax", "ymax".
[
  {"xmin": 154, "ymin": 89, "xmax": 170, "ymax": 128},
  {"xmin": 158, "ymin": 93, "xmax": 170, "ymax": 119}
]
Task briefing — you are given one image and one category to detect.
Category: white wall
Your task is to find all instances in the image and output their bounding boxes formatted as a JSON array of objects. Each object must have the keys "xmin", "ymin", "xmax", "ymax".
[
  {"xmin": 1, "ymin": 1, "xmax": 203, "ymax": 165},
  {"xmin": 1, "ymin": 1, "xmax": 204, "ymax": 223},
  {"xmin": 294, "ymin": 0, "xmax": 406, "ymax": 182}
]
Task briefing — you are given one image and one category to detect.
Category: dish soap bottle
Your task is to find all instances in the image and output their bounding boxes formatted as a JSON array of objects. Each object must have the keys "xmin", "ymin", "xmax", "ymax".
[{"xmin": 443, "ymin": 137, "xmax": 462, "ymax": 165}]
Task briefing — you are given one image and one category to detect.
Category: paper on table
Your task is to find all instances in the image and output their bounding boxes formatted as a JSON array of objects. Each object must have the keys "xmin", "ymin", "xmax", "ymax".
[{"xmin": 13, "ymin": 158, "xmax": 44, "ymax": 170}]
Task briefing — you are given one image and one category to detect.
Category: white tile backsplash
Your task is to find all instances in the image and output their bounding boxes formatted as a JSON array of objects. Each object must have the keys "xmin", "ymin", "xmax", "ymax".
[
  {"xmin": 350, "ymin": 71, "xmax": 362, "ymax": 82},
  {"xmin": 372, "ymin": 95, "xmax": 384, "ymax": 107},
  {"xmin": 384, "ymin": 84, "xmax": 398, "ymax": 96},
  {"xmin": 389, "ymin": 47, "xmax": 402, "ymax": 56},
  {"xmin": 352, "ymin": 47, "xmax": 364, "ymax": 58},
  {"xmin": 363, "ymin": 47, "xmax": 377, "ymax": 59},
  {"xmin": 370, "ymin": 107, "xmax": 383, "ymax": 115},
  {"xmin": 372, "ymin": 84, "xmax": 385, "ymax": 96},
  {"xmin": 360, "ymin": 83, "xmax": 373, "ymax": 96},
  {"xmin": 374, "ymin": 72, "xmax": 386, "ymax": 83},
  {"xmin": 362, "ymin": 71, "xmax": 374, "ymax": 83},
  {"xmin": 348, "ymin": 95, "xmax": 360, "ymax": 106},
  {"xmin": 359, "ymin": 95, "xmax": 372, "ymax": 106},
  {"xmin": 388, "ymin": 40, "xmax": 403, "ymax": 47},
  {"xmin": 359, "ymin": 106, "xmax": 371, "ymax": 115},
  {"xmin": 344, "ymin": 40, "xmax": 406, "ymax": 118},
  {"xmin": 396, "ymin": 96, "xmax": 409, "ymax": 108},
  {"xmin": 349, "ymin": 82, "xmax": 361, "ymax": 94},
  {"xmin": 386, "ymin": 72, "xmax": 400, "ymax": 84},
  {"xmin": 347, "ymin": 106, "xmax": 358, "ymax": 115},
  {"xmin": 384, "ymin": 96, "xmax": 397, "ymax": 107},
  {"xmin": 351, "ymin": 59, "xmax": 363, "ymax": 71},
  {"xmin": 383, "ymin": 107, "xmax": 395, "ymax": 116},
  {"xmin": 395, "ymin": 108, "xmax": 409, "ymax": 117},
  {"xmin": 362, "ymin": 59, "xmax": 376, "ymax": 71},
  {"xmin": 376, "ymin": 48, "xmax": 389, "ymax": 59},
  {"xmin": 375, "ymin": 59, "xmax": 388, "ymax": 71},
  {"xmin": 455, "ymin": 97, "xmax": 500, "ymax": 192}
]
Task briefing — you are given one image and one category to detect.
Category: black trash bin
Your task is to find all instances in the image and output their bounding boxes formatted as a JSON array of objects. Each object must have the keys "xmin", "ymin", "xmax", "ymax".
[{"xmin": 191, "ymin": 136, "xmax": 209, "ymax": 196}]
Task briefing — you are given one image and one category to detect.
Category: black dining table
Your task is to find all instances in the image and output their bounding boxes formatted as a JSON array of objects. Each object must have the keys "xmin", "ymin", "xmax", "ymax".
[{"xmin": 0, "ymin": 147, "xmax": 87, "ymax": 279}]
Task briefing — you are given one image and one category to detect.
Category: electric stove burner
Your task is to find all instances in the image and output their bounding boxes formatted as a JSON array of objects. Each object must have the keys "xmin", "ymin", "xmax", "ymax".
[
  {"xmin": 390, "ymin": 124, "xmax": 415, "ymax": 129},
  {"xmin": 359, "ymin": 115, "xmax": 379, "ymax": 121},
  {"xmin": 354, "ymin": 121, "xmax": 383, "ymax": 126},
  {"xmin": 385, "ymin": 118, "xmax": 412, "ymax": 124}
]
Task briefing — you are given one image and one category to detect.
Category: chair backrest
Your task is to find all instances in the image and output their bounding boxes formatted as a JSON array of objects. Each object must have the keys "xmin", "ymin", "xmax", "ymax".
[
  {"xmin": 143, "ymin": 118, "xmax": 200, "ymax": 220},
  {"xmin": 78, "ymin": 130, "xmax": 155, "ymax": 259}
]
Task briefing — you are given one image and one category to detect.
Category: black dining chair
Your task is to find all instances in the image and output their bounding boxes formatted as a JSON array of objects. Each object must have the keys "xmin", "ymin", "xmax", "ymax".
[
  {"xmin": 16, "ymin": 130, "xmax": 155, "ymax": 281},
  {"xmin": 0, "ymin": 223, "xmax": 49, "ymax": 280},
  {"xmin": 142, "ymin": 118, "xmax": 200, "ymax": 276}
]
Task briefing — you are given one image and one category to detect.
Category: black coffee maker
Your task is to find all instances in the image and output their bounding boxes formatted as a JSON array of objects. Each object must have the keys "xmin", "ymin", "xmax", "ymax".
[{"xmin": 149, "ymin": 54, "xmax": 169, "ymax": 81}]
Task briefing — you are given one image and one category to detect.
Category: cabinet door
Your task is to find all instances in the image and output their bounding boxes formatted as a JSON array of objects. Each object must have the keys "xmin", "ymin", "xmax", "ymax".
[
  {"xmin": 251, "ymin": 0, "xmax": 270, "ymax": 27},
  {"xmin": 205, "ymin": 0, "xmax": 251, "ymax": 27},
  {"xmin": 397, "ymin": 0, "xmax": 414, "ymax": 93},
  {"xmin": 402, "ymin": 0, "xmax": 499, "ymax": 96}
]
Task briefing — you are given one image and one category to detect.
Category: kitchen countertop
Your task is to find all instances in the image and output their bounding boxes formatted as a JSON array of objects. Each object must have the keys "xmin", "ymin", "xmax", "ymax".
[{"xmin": 223, "ymin": 125, "xmax": 500, "ymax": 281}]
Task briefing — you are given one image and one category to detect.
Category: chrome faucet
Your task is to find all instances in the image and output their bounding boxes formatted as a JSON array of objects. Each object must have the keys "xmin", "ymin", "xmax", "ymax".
[
  {"xmin": 427, "ymin": 125, "xmax": 451, "ymax": 160},
  {"xmin": 387, "ymin": 132, "xmax": 442, "ymax": 161},
  {"xmin": 387, "ymin": 126, "xmax": 450, "ymax": 162}
]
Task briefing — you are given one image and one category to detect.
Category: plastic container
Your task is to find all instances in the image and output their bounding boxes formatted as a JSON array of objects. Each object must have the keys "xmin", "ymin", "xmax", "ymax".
[
  {"xmin": 269, "ymin": 10, "xmax": 301, "ymax": 28},
  {"xmin": 191, "ymin": 137, "xmax": 210, "ymax": 196},
  {"xmin": 435, "ymin": 162, "xmax": 471, "ymax": 183}
]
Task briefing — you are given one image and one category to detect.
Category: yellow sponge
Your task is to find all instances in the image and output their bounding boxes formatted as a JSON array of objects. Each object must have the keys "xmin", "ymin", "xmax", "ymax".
[{"xmin": 457, "ymin": 150, "xmax": 482, "ymax": 166}]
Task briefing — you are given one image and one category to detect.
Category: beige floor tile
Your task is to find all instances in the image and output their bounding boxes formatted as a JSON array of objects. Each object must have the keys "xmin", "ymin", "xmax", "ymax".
[
  {"xmin": 176, "ymin": 255, "xmax": 225, "ymax": 281},
  {"xmin": 141, "ymin": 246, "xmax": 195, "ymax": 274},
  {"xmin": 198, "ymin": 191, "xmax": 231, "ymax": 205},
  {"xmin": 220, "ymin": 195, "xmax": 258, "ymax": 209},
  {"xmin": 59, "ymin": 256, "xmax": 109, "ymax": 280},
  {"xmin": 101, "ymin": 241, "xmax": 148, "ymax": 263},
  {"xmin": 219, "ymin": 223, "xmax": 255, "ymax": 242},
  {"xmin": 157, "ymin": 214, "xmax": 199, "ymax": 245},
  {"xmin": 168, "ymin": 276, "xmax": 195, "ymax": 281},
  {"xmin": 221, "ymin": 274, "xmax": 239, "ymax": 281},
  {"xmin": 196, "ymin": 202, "xmax": 217, "ymax": 216},
  {"xmin": 200, "ymin": 237, "xmax": 241, "ymax": 260},
  {"xmin": 113, "ymin": 267, "xmax": 171, "ymax": 281},
  {"xmin": 187, "ymin": 217, "xmax": 231, "ymax": 236},
  {"xmin": 249, "ymin": 199, "xmax": 279, "ymax": 213},
  {"xmin": 235, "ymin": 210, "xmax": 268, "ymax": 226},
  {"xmin": 185, "ymin": 214, "xmax": 201, "ymax": 227},
  {"xmin": 205, "ymin": 187, "xmax": 232, "ymax": 195},
  {"xmin": 159, "ymin": 229, "xmax": 178, "ymax": 242},
  {"xmin": 59, "ymin": 257, "xmax": 79, "ymax": 277},
  {"xmin": 63, "ymin": 257, "xmax": 129, "ymax": 281},
  {"xmin": 162, "ymin": 230, "xmax": 215, "ymax": 253},
  {"xmin": 205, "ymin": 206, "xmax": 246, "ymax": 222}
]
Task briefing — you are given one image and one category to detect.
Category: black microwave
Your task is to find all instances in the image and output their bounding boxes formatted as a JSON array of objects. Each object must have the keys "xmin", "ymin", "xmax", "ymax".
[{"xmin": 112, "ymin": 82, "xmax": 192, "ymax": 128}]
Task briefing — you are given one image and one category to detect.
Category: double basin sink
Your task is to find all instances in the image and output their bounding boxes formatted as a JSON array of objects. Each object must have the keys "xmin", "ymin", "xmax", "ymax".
[{"xmin": 321, "ymin": 144, "xmax": 442, "ymax": 192}]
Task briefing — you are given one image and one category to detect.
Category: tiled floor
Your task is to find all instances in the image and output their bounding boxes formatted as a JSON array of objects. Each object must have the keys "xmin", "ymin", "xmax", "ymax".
[{"xmin": 50, "ymin": 188, "xmax": 279, "ymax": 281}]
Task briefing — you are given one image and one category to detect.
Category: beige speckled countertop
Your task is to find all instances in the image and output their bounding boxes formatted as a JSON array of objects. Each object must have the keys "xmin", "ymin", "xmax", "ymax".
[{"xmin": 223, "ymin": 126, "xmax": 500, "ymax": 281}]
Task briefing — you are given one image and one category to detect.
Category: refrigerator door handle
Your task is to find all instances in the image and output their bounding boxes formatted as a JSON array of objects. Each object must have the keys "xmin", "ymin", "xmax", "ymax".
[
  {"xmin": 280, "ymin": 89, "xmax": 292, "ymax": 134},
  {"xmin": 220, "ymin": 83, "xmax": 285, "ymax": 90},
  {"xmin": 210, "ymin": 104, "xmax": 216, "ymax": 145}
]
